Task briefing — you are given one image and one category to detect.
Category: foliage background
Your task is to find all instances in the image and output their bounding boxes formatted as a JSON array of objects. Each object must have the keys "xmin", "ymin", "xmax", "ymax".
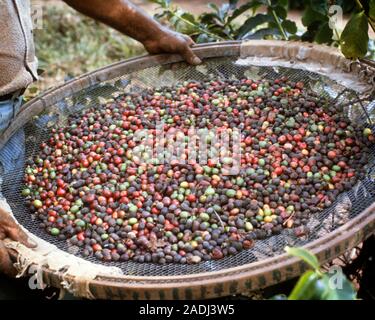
[{"xmin": 30, "ymin": 0, "xmax": 374, "ymax": 100}]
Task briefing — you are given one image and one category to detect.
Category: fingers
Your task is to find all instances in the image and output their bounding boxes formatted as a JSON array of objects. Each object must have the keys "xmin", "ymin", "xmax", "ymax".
[
  {"xmin": 0, "ymin": 207, "xmax": 10, "ymax": 225},
  {"xmin": 179, "ymin": 44, "xmax": 201, "ymax": 65},
  {"xmin": 0, "ymin": 209, "xmax": 37, "ymax": 248},
  {"xmin": 7, "ymin": 226, "xmax": 37, "ymax": 249},
  {"xmin": 0, "ymin": 208, "xmax": 17, "ymax": 228},
  {"xmin": 178, "ymin": 35, "xmax": 200, "ymax": 65},
  {"xmin": 0, "ymin": 241, "xmax": 17, "ymax": 277},
  {"xmin": 142, "ymin": 31, "xmax": 201, "ymax": 65}
]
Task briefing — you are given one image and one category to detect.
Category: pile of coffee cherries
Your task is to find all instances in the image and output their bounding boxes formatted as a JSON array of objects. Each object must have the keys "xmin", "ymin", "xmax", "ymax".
[{"xmin": 23, "ymin": 77, "xmax": 373, "ymax": 264}]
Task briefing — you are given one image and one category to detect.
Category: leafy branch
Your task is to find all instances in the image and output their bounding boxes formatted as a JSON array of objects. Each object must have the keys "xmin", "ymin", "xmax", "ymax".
[
  {"xmin": 266, "ymin": 0, "xmax": 288, "ymax": 40},
  {"xmin": 150, "ymin": 0, "xmax": 297, "ymax": 42},
  {"xmin": 150, "ymin": 0, "xmax": 375, "ymax": 60}
]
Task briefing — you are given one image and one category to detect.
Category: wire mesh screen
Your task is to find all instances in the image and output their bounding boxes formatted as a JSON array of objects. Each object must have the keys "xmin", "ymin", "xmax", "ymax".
[{"xmin": 1, "ymin": 56, "xmax": 374, "ymax": 277}]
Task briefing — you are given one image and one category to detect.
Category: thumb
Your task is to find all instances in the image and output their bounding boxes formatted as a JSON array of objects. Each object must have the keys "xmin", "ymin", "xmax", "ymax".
[{"xmin": 0, "ymin": 209, "xmax": 37, "ymax": 248}]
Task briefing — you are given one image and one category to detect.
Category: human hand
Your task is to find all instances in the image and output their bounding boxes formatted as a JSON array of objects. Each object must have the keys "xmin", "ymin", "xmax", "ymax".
[
  {"xmin": 0, "ymin": 207, "xmax": 36, "ymax": 277},
  {"xmin": 142, "ymin": 28, "xmax": 202, "ymax": 65},
  {"xmin": 63, "ymin": 0, "xmax": 202, "ymax": 65}
]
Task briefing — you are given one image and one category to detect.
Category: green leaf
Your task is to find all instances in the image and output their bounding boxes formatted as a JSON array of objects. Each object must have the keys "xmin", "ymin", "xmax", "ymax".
[
  {"xmin": 208, "ymin": 3, "xmax": 219, "ymax": 13},
  {"xmin": 289, "ymin": 34, "xmax": 301, "ymax": 41},
  {"xmin": 176, "ymin": 22, "xmax": 198, "ymax": 35},
  {"xmin": 341, "ymin": 12, "xmax": 369, "ymax": 59},
  {"xmin": 170, "ymin": 15, "xmax": 180, "ymax": 26},
  {"xmin": 28, "ymin": 86, "xmax": 39, "ymax": 94},
  {"xmin": 282, "ymin": 19, "xmax": 297, "ymax": 34},
  {"xmin": 174, "ymin": 12, "xmax": 199, "ymax": 35},
  {"xmin": 228, "ymin": 1, "xmax": 263, "ymax": 23},
  {"xmin": 301, "ymin": 20, "xmax": 323, "ymax": 42},
  {"xmin": 241, "ymin": 27, "xmax": 279, "ymax": 40},
  {"xmin": 199, "ymin": 12, "xmax": 219, "ymax": 25},
  {"xmin": 196, "ymin": 33, "xmax": 212, "ymax": 43},
  {"xmin": 180, "ymin": 12, "xmax": 196, "ymax": 24},
  {"xmin": 271, "ymin": 0, "xmax": 288, "ymax": 9},
  {"xmin": 370, "ymin": 0, "xmax": 375, "ymax": 21},
  {"xmin": 287, "ymin": 267, "xmax": 357, "ymax": 300},
  {"xmin": 148, "ymin": 0, "xmax": 163, "ymax": 4},
  {"xmin": 310, "ymin": 276, "xmax": 331, "ymax": 300},
  {"xmin": 272, "ymin": 5, "xmax": 287, "ymax": 19},
  {"xmin": 148, "ymin": 0, "xmax": 170, "ymax": 9},
  {"xmin": 288, "ymin": 270, "xmax": 321, "ymax": 300},
  {"xmin": 249, "ymin": 0, "xmax": 267, "ymax": 5},
  {"xmin": 208, "ymin": 26, "xmax": 229, "ymax": 38},
  {"xmin": 310, "ymin": 0, "xmax": 328, "ymax": 16},
  {"xmin": 237, "ymin": 13, "xmax": 273, "ymax": 38},
  {"xmin": 301, "ymin": 6, "xmax": 327, "ymax": 26},
  {"xmin": 314, "ymin": 21, "xmax": 333, "ymax": 44},
  {"xmin": 218, "ymin": 3, "xmax": 230, "ymax": 22},
  {"xmin": 268, "ymin": 20, "xmax": 285, "ymax": 37},
  {"xmin": 285, "ymin": 246, "xmax": 320, "ymax": 270},
  {"xmin": 320, "ymin": 274, "xmax": 357, "ymax": 300}
]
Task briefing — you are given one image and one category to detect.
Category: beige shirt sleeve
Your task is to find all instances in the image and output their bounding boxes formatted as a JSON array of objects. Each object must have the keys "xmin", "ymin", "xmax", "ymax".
[{"xmin": 0, "ymin": 0, "xmax": 38, "ymax": 96}]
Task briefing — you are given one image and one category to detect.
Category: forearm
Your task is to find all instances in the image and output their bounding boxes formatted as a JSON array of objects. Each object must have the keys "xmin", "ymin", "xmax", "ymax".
[
  {"xmin": 63, "ymin": 0, "xmax": 165, "ymax": 43},
  {"xmin": 63, "ymin": 0, "xmax": 201, "ymax": 64}
]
